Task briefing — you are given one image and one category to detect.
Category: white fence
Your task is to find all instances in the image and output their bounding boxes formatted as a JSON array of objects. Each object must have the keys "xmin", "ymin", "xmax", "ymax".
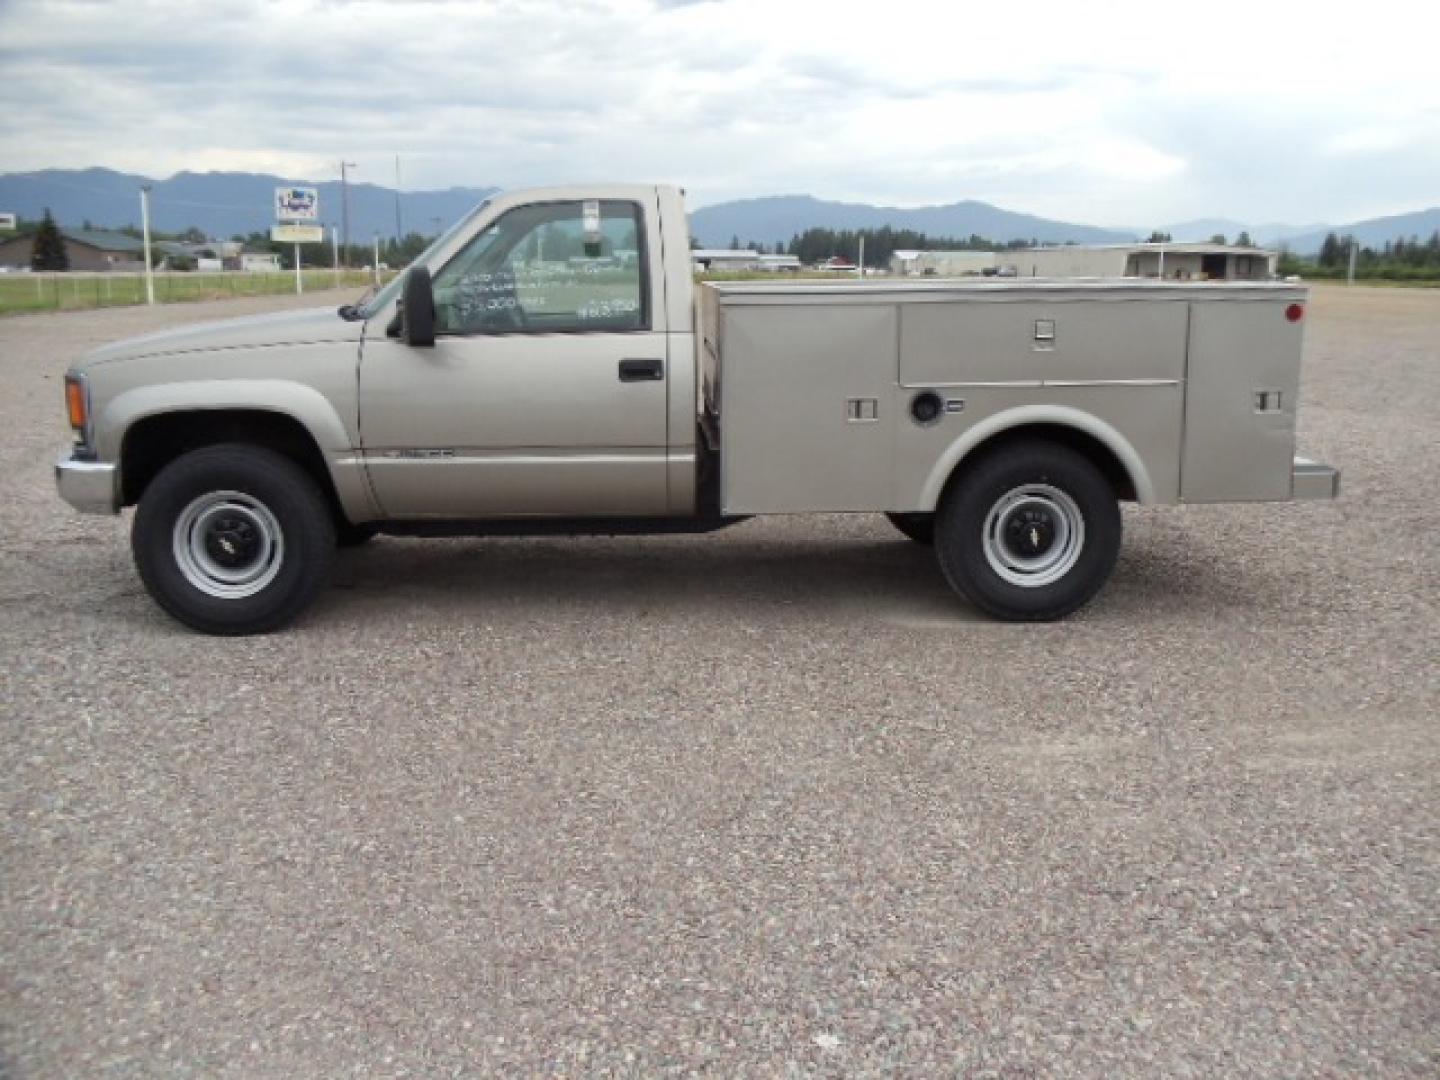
[{"xmin": 0, "ymin": 268, "xmax": 390, "ymax": 314}]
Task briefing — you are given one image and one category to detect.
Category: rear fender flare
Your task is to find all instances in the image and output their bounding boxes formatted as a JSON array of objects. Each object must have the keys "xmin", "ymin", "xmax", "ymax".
[{"xmin": 917, "ymin": 405, "xmax": 1155, "ymax": 510}]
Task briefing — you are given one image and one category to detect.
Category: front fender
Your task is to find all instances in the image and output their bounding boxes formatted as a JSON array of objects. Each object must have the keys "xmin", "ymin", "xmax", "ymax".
[
  {"xmin": 97, "ymin": 379, "xmax": 352, "ymax": 460},
  {"xmin": 916, "ymin": 404, "xmax": 1156, "ymax": 510},
  {"xmin": 96, "ymin": 380, "xmax": 377, "ymax": 522}
]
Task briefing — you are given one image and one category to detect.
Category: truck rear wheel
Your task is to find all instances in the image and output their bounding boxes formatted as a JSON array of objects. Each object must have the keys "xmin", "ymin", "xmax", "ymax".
[
  {"xmin": 132, "ymin": 444, "xmax": 336, "ymax": 635},
  {"xmin": 935, "ymin": 441, "xmax": 1121, "ymax": 621}
]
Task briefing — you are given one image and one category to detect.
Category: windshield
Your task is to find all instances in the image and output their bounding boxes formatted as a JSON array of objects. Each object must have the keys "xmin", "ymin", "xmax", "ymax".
[{"xmin": 357, "ymin": 200, "xmax": 491, "ymax": 318}]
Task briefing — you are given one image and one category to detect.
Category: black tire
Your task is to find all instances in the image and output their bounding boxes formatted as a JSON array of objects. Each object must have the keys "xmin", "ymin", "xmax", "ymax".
[
  {"xmin": 934, "ymin": 440, "xmax": 1121, "ymax": 621},
  {"xmin": 132, "ymin": 444, "xmax": 336, "ymax": 635},
  {"xmin": 884, "ymin": 512, "xmax": 935, "ymax": 545},
  {"xmin": 335, "ymin": 521, "xmax": 378, "ymax": 548}
]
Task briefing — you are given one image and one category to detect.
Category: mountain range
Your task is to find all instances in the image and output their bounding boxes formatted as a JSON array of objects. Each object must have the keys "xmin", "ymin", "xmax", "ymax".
[
  {"xmin": 1, "ymin": 168, "xmax": 1436, "ymax": 255},
  {"xmin": 686, "ymin": 194, "xmax": 1133, "ymax": 247},
  {"xmin": 0, "ymin": 167, "xmax": 498, "ymax": 243}
]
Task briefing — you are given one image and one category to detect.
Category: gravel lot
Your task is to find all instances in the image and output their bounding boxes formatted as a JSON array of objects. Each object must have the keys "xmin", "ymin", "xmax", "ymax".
[{"xmin": 2, "ymin": 285, "xmax": 1436, "ymax": 1076}]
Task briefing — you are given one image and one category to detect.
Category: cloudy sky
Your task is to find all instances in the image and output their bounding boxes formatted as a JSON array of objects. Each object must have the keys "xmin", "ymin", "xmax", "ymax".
[{"xmin": 0, "ymin": 0, "xmax": 1434, "ymax": 226}]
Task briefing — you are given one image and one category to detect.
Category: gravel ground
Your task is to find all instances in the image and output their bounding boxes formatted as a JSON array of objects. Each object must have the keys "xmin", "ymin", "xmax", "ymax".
[{"xmin": 1, "ymin": 285, "xmax": 1437, "ymax": 1076}]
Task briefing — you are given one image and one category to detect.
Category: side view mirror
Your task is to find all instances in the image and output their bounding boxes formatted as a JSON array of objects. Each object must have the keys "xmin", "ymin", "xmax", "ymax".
[{"xmin": 398, "ymin": 266, "xmax": 436, "ymax": 347}]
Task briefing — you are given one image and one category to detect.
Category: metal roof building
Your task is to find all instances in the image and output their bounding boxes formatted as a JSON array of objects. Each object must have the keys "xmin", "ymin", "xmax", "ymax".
[
  {"xmin": 892, "ymin": 243, "xmax": 1276, "ymax": 281},
  {"xmin": 999, "ymin": 243, "xmax": 1276, "ymax": 281},
  {"xmin": 0, "ymin": 228, "xmax": 148, "ymax": 272}
]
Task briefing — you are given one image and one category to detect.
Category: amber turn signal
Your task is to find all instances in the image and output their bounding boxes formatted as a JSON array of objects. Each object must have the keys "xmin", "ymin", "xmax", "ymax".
[{"xmin": 65, "ymin": 376, "xmax": 88, "ymax": 432}]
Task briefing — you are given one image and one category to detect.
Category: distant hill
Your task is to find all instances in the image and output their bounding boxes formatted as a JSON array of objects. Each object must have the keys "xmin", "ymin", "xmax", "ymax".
[
  {"xmin": 688, "ymin": 194, "xmax": 1136, "ymax": 248},
  {"xmin": 0, "ymin": 167, "xmax": 497, "ymax": 240},
  {"xmin": 4, "ymin": 167, "xmax": 1435, "ymax": 257},
  {"xmin": 1281, "ymin": 208, "xmax": 1440, "ymax": 255},
  {"xmin": 1163, "ymin": 217, "xmax": 1252, "ymax": 242},
  {"xmin": 1160, "ymin": 210, "xmax": 1440, "ymax": 253},
  {"xmin": 1159, "ymin": 218, "xmax": 1334, "ymax": 246}
]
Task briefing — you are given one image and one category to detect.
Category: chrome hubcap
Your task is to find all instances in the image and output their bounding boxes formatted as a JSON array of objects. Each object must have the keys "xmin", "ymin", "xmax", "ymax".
[
  {"xmin": 982, "ymin": 484, "xmax": 1084, "ymax": 587},
  {"xmin": 172, "ymin": 491, "xmax": 284, "ymax": 599}
]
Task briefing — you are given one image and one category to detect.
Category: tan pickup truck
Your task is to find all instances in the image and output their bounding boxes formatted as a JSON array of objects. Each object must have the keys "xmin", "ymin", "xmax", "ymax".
[{"xmin": 56, "ymin": 184, "xmax": 1339, "ymax": 634}]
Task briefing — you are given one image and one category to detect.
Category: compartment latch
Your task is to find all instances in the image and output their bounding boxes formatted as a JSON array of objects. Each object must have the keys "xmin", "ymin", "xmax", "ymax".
[
  {"xmin": 1254, "ymin": 389, "xmax": 1283, "ymax": 413},
  {"xmin": 846, "ymin": 398, "xmax": 879, "ymax": 422}
]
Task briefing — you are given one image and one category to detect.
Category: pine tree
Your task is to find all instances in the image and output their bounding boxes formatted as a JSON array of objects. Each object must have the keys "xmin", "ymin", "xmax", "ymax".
[
  {"xmin": 31, "ymin": 208, "xmax": 69, "ymax": 271},
  {"xmin": 1318, "ymin": 232, "xmax": 1341, "ymax": 268}
]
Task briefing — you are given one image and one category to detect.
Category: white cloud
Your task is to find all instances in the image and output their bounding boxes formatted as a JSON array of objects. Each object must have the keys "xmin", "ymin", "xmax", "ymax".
[{"xmin": 0, "ymin": 0, "xmax": 1436, "ymax": 226}]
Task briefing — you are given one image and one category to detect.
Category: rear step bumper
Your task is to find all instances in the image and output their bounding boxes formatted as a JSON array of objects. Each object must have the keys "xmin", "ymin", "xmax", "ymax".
[{"xmin": 1293, "ymin": 457, "xmax": 1341, "ymax": 500}]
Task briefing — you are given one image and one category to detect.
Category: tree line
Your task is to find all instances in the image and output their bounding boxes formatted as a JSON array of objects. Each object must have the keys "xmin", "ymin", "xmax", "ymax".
[
  {"xmin": 1291, "ymin": 231, "xmax": 1440, "ymax": 280},
  {"xmin": 7, "ymin": 206, "xmax": 439, "ymax": 272}
]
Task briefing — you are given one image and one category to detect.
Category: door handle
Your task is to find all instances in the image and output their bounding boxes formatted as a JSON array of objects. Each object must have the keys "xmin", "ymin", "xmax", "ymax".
[{"xmin": 619, "ymin": 358, "xmax": 664, "ymax": 382}]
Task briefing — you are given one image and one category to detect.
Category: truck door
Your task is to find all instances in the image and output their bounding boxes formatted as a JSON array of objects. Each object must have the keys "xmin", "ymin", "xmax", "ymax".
[{"xmin": 359, "ymin": 198, "xmax": 670, "ymax": 518}]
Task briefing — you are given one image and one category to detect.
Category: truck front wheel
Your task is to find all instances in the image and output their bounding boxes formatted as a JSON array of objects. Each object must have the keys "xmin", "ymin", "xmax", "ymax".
[
  {"xmin": 132, "ymin": 444, "xmax": 336, "ymax": 634},
  {"xmin": 935, "ymin": 441, "xmax": 1121, "ymax": 621},
  {"xmin": 884, "ymin": 512, "xmax": 935, "ymax": 545}
]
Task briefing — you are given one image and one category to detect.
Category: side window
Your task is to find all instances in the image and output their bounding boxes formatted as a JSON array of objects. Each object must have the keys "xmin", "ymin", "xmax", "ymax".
[{"xmin": 432, "ymin": 200, "xmax": 646, "ymax": 334}]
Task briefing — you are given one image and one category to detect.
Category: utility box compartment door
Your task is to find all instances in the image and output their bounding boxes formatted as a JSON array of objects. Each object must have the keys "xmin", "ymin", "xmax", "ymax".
[
  {"xmin": 719, "ymin": 303, "xmax": 897, "ymax": 513},
  {"xmin": 900, "ymin": 298, "xmax": 1188, "ymax": 385},
  {"xmin": 1181, "ymin": 300, "xmax": 1302, "ymax": 502}
]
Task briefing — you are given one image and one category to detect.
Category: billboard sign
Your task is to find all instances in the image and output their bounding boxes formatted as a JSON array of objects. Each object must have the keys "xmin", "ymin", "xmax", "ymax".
[
  {"xmin": 0, "ymin": 212, "xmax": 16, "ymax": 231},
  {"xmin": 271, "ymin": 224, "xmax": 324, "ymax": 244},
  {"xmin": 274, "ymin": 186, "xmax": 319, "ymax": 221}
]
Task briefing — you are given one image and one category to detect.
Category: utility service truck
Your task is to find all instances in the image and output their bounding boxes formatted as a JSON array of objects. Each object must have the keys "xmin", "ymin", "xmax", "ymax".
[{"xmin": 56, "ymin": 185, "xmax": 1339, "ymax": 634}]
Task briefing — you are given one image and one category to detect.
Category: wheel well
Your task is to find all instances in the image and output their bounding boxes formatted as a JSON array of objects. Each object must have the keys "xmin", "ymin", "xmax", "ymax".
[
  {"xmin": 120, "ymin": 410, "xmax": 340, "ymax": 512},
  {"xmin": 949, "ymin": 423, "xmax": 1138, "ymax": 502}
]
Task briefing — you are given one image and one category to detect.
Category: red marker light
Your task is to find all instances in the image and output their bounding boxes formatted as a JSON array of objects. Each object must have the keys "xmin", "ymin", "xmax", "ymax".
[{"xmin": 1285, "ymin": 303, "xmax": 1304, "ymax": 323}]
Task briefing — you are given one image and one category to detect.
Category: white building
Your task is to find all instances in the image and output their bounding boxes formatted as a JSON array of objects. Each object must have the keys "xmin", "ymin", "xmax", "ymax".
[
  {"xmin": 691, "ymin": 250, "xmax": 802, "ymax": 273},
  {"xmin": 891, "ymin": 243, "xmax": 1276, "ymax": 281},
  {"xmin": 692, "ymin": 248, "xmax": 762, "ymax": 272},
  {"xmin": 890, "ymin": 249, "xmax": 998, "ymax": 276},
  {"xmin": 758, "ymin": 254, "xmax": 801, "ymax": 272},
  {"xmin": 998, "ymin": 243, "xmax": 1275, "ymax": 281}
]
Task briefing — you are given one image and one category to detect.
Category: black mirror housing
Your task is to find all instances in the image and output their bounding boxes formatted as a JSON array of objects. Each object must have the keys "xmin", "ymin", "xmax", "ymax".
[{"xmin": 399, "ymin": 266, "xmax": 436, "ymax": 347}]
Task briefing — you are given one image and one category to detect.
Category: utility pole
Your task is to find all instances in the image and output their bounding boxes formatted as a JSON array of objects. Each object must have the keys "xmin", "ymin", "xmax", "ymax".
[
  {"xmin": 331, "ymin": 226, "xmax": 340, "ymax": 287},
  {"xmin": 340, "ymin": 160, "xmax": 357, "ymax": 267},
  {"xmin": 139, "ymin": 185, "xmax": 156, "ymax": 305},
  {"xmin": 1347, "ymin": 237, "xmax": 1358, "ymax": 285},
  {"xmin": 394, "ymin": 155, "xmax": 403, "ymax": 241},
  {"xmin": 857, "ymin": 236, "xmax": 865, "ymax": 278}
]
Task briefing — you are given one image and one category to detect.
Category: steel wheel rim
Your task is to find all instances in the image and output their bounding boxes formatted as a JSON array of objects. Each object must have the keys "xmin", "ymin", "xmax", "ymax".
[
  {"xmin": 172, "ymin": 490, "xmax": 284, "ymax": 599},
  {"xmin": 981, "ymin": 483, "xmax": 1085, "ymax": 588}
]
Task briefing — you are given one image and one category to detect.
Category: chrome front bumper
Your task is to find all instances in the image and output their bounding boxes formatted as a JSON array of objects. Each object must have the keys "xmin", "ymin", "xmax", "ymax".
[
  {"xmin": 55, "ymin": 451, "xmax": 119, "ymax": 514},
  {"xmin": 1293, "ymin": 457, "xmax": 1341, "ymax": 500}
]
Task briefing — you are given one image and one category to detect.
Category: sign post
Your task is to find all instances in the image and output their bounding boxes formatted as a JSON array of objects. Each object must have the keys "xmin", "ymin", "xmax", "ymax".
[
  {"xmin": 274, "ymin": 186, "xmax": 321, "ymax": 295},
  {"xmin": 140, "ymin": 186, "xmax": 156, "ymax": 306}
]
